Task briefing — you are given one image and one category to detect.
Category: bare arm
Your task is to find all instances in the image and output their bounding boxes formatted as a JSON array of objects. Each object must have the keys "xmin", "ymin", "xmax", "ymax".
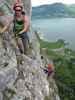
[{"xmin": 1, "ymin": 25, "xmax": 8, "ymax": 33}]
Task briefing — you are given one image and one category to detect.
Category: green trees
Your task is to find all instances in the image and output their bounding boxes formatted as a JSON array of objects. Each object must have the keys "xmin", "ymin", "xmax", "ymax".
[
  {"xmin": 54, "ymin": 51, "xmax": 75, "ymax": 100},
  {"xmin": 40, "ymin": 39, "xmax": 75, "ymax": 100}
]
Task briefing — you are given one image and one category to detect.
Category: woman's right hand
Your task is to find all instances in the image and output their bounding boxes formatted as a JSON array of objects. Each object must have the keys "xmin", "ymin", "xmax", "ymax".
[{"xmin": 0, "ymin": 30, "xmax": 4, "ymax": 35}]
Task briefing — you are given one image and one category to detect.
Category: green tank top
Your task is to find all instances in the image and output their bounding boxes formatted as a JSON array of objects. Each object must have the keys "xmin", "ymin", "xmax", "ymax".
[{"xmin": 14, "ymin": 19, "xmax": 24, "ymax": 35}]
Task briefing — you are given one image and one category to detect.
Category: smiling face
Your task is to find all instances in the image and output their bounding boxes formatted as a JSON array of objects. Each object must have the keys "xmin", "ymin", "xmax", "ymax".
[{"xmin": 15, "ymin": 6, "xmax": 22, "ymax": 17}]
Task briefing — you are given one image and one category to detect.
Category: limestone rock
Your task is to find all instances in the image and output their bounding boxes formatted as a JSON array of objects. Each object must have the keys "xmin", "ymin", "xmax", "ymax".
[
  {"xmin": 0, "ymin": 92, "xmax": 3, "ymax": 100},
  {"xmin": 0, "ymin": 30, "xmax": 49, "ymax": 100},
  {"xmin": 0, "ymin": 0, "xmax": 60, "ymax": 100}
]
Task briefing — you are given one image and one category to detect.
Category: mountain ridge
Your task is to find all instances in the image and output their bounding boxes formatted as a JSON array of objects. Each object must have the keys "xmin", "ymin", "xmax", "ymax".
[{"xmin": 32, "ymin": 3, "xmax": 75, "ymax": 19}]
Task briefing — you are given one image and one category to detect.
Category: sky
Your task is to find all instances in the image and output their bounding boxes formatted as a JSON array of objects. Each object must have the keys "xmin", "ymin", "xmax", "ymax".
[{"xmin": 32, "ymin": 0, "xmax": 75, "ymax": 7}]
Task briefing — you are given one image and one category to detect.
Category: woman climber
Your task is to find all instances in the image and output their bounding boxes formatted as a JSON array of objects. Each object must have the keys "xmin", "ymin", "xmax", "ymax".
[{"xmin": 1, "ymin": 2, "xmax": 30, "ymax": 54}]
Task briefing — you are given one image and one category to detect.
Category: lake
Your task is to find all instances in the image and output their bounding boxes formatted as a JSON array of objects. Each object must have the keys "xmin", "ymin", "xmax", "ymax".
[{"xmin": 32, "ymin": 18, "xmax": 75, "ymax": 50}]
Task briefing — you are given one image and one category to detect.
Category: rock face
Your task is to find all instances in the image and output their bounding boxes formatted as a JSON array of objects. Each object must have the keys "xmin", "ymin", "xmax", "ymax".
[
  {"xmin": 0, "ymin": 32, "xmax": 49, "ymax": 100},
  {"xmin": 0, "ymin": 0, "xmax": 60, "ymax": 100},
  {"xmin": 0, "ymin": 32, "xmax": 60, "ymax": 100}
]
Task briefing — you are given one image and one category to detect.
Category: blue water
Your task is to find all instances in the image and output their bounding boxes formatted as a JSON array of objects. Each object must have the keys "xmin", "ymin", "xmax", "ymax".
[{"xmin": 32, "ymin": 18, "xmax": 75, "ymax": 50}]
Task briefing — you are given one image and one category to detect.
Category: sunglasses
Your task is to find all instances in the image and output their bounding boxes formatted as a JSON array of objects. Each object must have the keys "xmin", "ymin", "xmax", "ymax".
[{"xmin": 15, "ymin": 10, "xmax": 22, "ymax": 12}]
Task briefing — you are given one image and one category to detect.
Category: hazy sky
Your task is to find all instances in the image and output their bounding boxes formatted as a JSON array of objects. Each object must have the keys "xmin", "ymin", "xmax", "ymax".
[{"xmin": 32, "ymin": 0, "xmax": 75, "ymax": 6}]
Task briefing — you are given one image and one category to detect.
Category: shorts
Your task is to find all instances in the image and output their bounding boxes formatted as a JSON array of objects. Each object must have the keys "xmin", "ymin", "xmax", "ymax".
[{"xmin": 19, "ymin": 32, "xmax": 29, "ymax": 42}]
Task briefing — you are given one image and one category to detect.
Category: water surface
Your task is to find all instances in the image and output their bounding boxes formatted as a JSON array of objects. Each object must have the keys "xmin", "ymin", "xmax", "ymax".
[{"xmin": 32, "ymin": 18, "xmax": 75, "ymax": 50}]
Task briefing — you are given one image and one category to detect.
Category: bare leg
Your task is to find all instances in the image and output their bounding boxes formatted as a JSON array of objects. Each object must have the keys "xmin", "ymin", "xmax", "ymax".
[
  {"xmin": 22, "ymin": 38, "xmax": 29, "ymax": 54},
  {"xmin": 16, "ymin": 37, "xmax": 24, "ymax": 54}
]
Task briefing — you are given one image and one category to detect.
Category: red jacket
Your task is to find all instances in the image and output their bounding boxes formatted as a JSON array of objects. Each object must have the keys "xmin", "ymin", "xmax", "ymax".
[{"xmin": 48, "ymin": 64, "xmax": 53, "ymax": 72}]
